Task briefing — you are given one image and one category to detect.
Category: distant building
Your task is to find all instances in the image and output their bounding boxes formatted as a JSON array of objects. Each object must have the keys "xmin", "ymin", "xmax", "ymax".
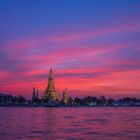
[
  {"xmin": 32, "ymin": 87, "xmax": 36, "ymax": 102},
  {"xmin": 32, "ymin": 87, "xmax": 39, "ymax": 103},
  {"xmin": 67, "ymin": 96, "xmax": 74, "ymax": 105},
  {"xmin": 63, "ymin": 88, "xmax": 69, "ymax": 104},
  {"xmin": 42, "ymin": 69, "xmax": 59, "ymax": 102},
  {"xmin": 36, "ymin": 90, "xmax": 39, "ymax": 99},
  {"xmin": 0, "ymin": 93, "xmax": 13, "ymax": 104}
]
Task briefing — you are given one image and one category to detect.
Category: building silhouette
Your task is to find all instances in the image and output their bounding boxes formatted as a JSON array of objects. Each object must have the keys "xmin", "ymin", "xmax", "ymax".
[
  {"xmin": 32, "ymin": 87, "xmax": 39, "ymax": 103},
  {"xmin": 63, "ymin": 88, "xmax": 69, "ymax": 104},
  {"xmin": 32, "ymin": 87, "xmax": 36, "ymax": 102},
  {"xmin": 67, "ymin": 96, "xmax": 74, "ymax": 105},
  {"xmin": 0, "ymin": 93, "xmax": 12, "ymax": 104}
]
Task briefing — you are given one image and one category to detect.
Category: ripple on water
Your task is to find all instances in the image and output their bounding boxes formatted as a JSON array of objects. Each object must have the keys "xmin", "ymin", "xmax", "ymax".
[
  {"xmin": 29, "ymin": 131, "xmax": 44, "ymax": 134},
  {"xmin": 123, "ymin": 130, "xmax": 137, "ymax": 134},
  {"xmin": 70, "ymin": 123, "xmax": 81, "ymax": 127},
  {"xmin": 84, "ymin": 131, "xmax": 100, "ymax": 135},
  {"xmin": 0, "ymin": 132, "xmax": 9, "ymax": 136},
  {"xmin": 64, "ymin": 116, "xmax": 76, "ymax": 119},
  {"xmin": 84, "ymin": 118, "xmax": 109, "ymax": 124},
  {"xmin": 64, "ymin": 128, "xmax": 78, "ymax": 133}
]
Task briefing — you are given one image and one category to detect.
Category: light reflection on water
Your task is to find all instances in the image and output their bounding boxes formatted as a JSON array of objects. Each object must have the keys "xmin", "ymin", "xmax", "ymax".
[{"xmin": 0, "ymin": 107, "xmax": 140, "ymax": 140}]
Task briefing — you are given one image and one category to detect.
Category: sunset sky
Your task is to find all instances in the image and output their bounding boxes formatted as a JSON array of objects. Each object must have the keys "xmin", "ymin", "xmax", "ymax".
[{"xmin": 0, "ymin": 0, "xmax": 140, "ymax": 98}]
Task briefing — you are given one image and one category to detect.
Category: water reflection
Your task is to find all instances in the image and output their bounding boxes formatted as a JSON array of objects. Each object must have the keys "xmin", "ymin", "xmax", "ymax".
[{"xmin": 0, "ymin": 107, "xmax": 140, "ymax": 140}]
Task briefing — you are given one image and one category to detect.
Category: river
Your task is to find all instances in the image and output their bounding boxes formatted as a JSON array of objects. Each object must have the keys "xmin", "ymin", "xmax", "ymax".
[{"xmin": 0, "ymin": 107, "xmax": 139, "ymax": 140}]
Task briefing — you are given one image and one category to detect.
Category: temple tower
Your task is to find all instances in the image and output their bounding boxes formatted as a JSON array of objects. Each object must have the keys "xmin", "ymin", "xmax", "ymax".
[
  {"xmin": 32, "ymin": 87, "xmax": 36, "ymax": 102},
  {"xmin": 63, "ymin": 88, "xmax": 69, "ymax": 104},
  {"xmin": 43, "ymin": 69, "xmax": 59, "ymax": 101}
]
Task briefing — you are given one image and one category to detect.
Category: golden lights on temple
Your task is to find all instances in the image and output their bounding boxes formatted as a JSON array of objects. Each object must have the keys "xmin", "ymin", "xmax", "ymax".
[{"xmin": 33, "ymin": 68, "xmax": 71, "ymax": 104}]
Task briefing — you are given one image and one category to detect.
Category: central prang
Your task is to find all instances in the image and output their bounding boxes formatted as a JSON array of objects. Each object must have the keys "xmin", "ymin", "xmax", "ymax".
[{"xmin": 42, "ymin": 68, "xmax": 59, "ymax": 102}]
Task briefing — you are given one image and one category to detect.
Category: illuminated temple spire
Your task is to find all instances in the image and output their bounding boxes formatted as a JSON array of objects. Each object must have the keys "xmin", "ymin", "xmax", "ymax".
[
  {"xmin": 43, "ymin": 68, "xmax": 59, "ymax": 101},
  {"xmin": 49, "ymin": 68, "xmax": 53, "ymax": 79}
]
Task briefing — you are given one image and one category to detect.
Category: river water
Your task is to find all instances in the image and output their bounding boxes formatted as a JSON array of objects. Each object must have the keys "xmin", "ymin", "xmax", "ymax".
[{"xmin": 0, "ymin": 107, "xmax": 139, "ymax": 140}]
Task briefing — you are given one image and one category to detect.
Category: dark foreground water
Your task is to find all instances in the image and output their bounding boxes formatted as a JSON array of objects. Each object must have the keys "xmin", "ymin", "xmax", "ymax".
[{"xmin": 0, "ymin": 107, "xmax": 140, "ymax": 140}]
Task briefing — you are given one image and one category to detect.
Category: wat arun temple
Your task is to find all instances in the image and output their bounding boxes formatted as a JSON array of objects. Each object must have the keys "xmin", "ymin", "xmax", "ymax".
[
  {"xmin": 42, "ymin": 68, "xmax": 59, "ymax": 101},
  {"xmin": 32, "ymin": 68, "xmax": 73, "ymax": 105}
]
